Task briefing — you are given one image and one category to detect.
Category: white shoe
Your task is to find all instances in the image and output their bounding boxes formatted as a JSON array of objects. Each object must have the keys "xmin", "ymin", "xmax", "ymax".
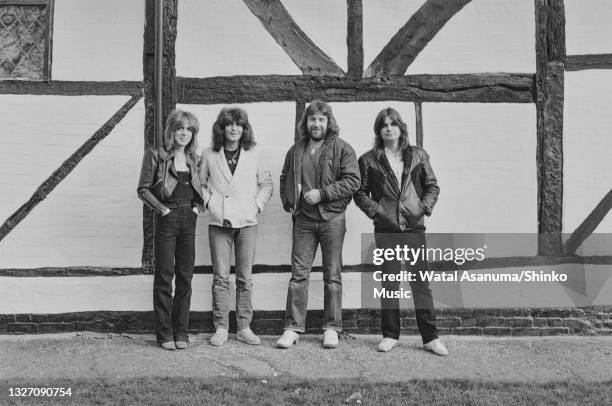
[
  {"xmin": 276, "ymin": 330, "xmax": 299, "ymax": 349},
  {"xmin": 237, "ymin": 328, "xmax": 261, "ymax": 345},
  {"xmin": 424, "ymin": 338, "xmax": 448, "ymax": 356},
  {"xmin": 377, "ymin": 337, "xmax": 399, "ymax": 352},
  {"xmin": 322, "ymin": 329, "xmax": 339, "ymax": 349},
  {"xmin": 209, "ymin": 328, "xmax": 228, "ymax": 346}
]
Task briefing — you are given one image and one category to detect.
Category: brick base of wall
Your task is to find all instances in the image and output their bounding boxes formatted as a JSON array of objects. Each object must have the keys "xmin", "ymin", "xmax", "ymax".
[{"xmin": 2, "ymin": 307, "xmax": 612, "ymax": 336}]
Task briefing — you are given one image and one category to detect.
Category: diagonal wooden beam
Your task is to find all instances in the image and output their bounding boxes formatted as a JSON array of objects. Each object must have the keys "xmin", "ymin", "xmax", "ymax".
[
  {"xmin": 0, "ymin": 95, "xmax": 142, "ymax": 243},
  {"xmin": 365, "ymin": 0, "xmax": 471, "ymax": 77},
  {"xmin": 565, "ymin": 189, "xmax": 612, "ymax": 255},
  {"xmin": 242, "ymin": 0, "xmax": 344, "ymax": 76},
  {"xmin": 346, "ymin": 0, "xmax": 364, "ymax": 78}
]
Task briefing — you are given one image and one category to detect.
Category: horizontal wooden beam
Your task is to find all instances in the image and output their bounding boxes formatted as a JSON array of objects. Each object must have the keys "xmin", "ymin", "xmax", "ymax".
[
  {"xmin": 565, "ymin": 189, "xmax": 612, "ymax": 255},
  {"xmin": 565, "ymin": 54, "xmax": 612, "ymax": 71},
  {"xmin": 366, "ymin": 0, "xmax": 471, "ymax": 77},
  {"xmin": 3, "ymin": 255, "xmax": 611, "ymax": 276},
  {"xmin": 0, "ymin": 81, "xmax": 143, "ymax": 96},
  {"xmin": 177, "ymin": 73, "xmax": 535, "ymax": 104},
  {"xmin": 0, "ymin": 0, "xmax": 49, "ymax": 5},
  {"xmin": 242, "ymin": 0, "xmax": 344, "ymax": 76}
]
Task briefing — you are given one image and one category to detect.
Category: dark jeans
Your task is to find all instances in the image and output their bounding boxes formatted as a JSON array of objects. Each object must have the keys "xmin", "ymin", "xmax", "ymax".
[
  {"xmin": 209, "ymin": 225, "xmax": 257, "ymax": 330},
  {"xmin": 154, "ymin": 207, "xmax": 197, "ymax": 344},
  {"xmin": 284, "ymin": 212, "xmax": 346, "ymax": 332},
  {"xmin": 374, "ymin": 231, "xmax": 438, "ymax": 344}
]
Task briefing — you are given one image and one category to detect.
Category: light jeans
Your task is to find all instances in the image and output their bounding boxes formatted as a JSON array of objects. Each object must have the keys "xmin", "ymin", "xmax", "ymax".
[{"xmin": 209, "ymin": 225, "xmax": 257, "ymax": 330}]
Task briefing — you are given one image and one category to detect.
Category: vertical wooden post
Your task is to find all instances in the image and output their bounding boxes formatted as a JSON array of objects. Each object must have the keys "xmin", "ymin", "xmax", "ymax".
[
  {"xmin": 535, "ymin": 0, "xmax": 565, "ymax": 256},
  {"xmin": 142, "ymin": 0, "xmax": 178, "ymax": 271},
  {"xmin": 347, "ymin": 0, "xmax": 364, "ymax": 78},
  {"xmin": 294, "ymin": 100, "xmax": 305, "ymax": 143},
  {"xmin": 414, "ymin": 102, "xmax": 424, "ymax": 148}
]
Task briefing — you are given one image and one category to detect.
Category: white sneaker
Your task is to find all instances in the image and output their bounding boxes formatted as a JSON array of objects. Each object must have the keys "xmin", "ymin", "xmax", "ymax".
[
  {"xmin": 424, "ymin": 338, "xmax": 448, "ymax": 356},
  {"xmin": 276, "ymin": 330, "xmax": 299, "ymax": 349},
  {"xmin": 237, "ymin": 328, "xmax": 261, "ymax": 345},
  {"xmin": 377, "ymin": 337, "xmax": 399, "ymax": 352},
  {"xmin": 209, "ymin": 328, "xmax": 229, "ymax": 346},
  {"xmin": 322, "ymin": 329, "xmax": 339, "ymax": 349}
]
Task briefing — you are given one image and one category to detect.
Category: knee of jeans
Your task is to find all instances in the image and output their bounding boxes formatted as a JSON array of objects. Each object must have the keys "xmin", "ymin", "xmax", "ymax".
[
  {"xmin": 213, "ymin": 274, "xmax": 230, "ymax": 286},
  {"xmin": 235, "ymin": 276, "xmax": 253, "ymax": 288},
  {"xmin": 323, "ymin": 274, "xmax": 342, "ymax": 285}
]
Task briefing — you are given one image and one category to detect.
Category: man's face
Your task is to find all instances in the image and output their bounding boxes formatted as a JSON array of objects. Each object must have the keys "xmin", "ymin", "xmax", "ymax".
[
  {"xmin": 224, "ymin": 121, "xmax": 243, "ymax": 144},
  {"xmin": 380, "ymin": 117, "xmax": 401, "ymax": 143},
  {"xmin": 306, "ymin": 113, "xmax": 328, "ymax": 141},
  {"xmin": 174, "ymin": 126, "xmax": 193, "ymax": 147}
]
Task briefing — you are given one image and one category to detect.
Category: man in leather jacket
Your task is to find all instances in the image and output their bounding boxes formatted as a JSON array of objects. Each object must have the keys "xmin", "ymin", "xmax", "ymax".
[
  {"xmin": 354, "ymin": 107, "xmax": 448, "ymax": 356},
  {"xmin": 276, "ymin": 100, "xmax": 360, "ymax": 349}
]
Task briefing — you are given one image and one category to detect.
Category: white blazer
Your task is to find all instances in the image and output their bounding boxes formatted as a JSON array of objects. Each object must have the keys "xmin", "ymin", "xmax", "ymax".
[{"xmin": 199, "ymin": 146, "xmax": 273, "ymax": 228}]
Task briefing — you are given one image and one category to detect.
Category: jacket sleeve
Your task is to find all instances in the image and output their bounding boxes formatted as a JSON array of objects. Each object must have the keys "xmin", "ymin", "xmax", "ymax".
[
  {"xmin": 354, "ymin": 154, "xmax": 380, "ymax": 219},
  {"xmin": 255, "ymin": 152, "xmax": 274, "ymax": 211},
  {"xmin": 279, "ymin": 147, "xmax": 292, "ymax": 212},
  {"xmin": 419, "ymin": 150, "xmax": 440, "ymax": 216},
  {"xmin": 137, "ymin": 148, "xmax": 169, "ymax": 215},
  {"xmin": 320, "ymin": 141, "xmax": 361, "ymax": 202},
  {"xmin": 199, "ymin": 150, "xmax": 212, "ymax": 209}
]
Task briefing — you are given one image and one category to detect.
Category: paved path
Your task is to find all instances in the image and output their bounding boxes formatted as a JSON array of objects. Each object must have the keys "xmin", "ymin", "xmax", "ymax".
[{"xmin": 1, "ymin": 333, "xmax": 611, "ymax": 383}]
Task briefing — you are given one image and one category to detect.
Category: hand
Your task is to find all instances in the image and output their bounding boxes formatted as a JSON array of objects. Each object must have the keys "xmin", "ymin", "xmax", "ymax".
[
  {"xmin": 303, "ymin": 189, "xmax": 322, "ymax": 205},
  {"xmin": 192, "ymin": 207, "xmax": 199, "ymax": 215},
  {"xmin": 162, "ymin": 208, "xmax": 171, "ymax": 217}
]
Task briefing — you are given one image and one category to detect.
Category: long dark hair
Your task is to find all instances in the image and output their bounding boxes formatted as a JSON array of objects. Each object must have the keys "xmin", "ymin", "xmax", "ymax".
[
  {"xmin": 372, "ymin": 107, "xmax": 411, "ymax": 159},
  {"xmin": 211, "ymin": 107, "xmax": 256, "ymax": 152},
  {"xmin": 296, "ymin": 100, "xmax": 340, "ymax": 142},
  {"xmin": 164, "ymin": 109, "xmax": 200, "ymax": 162}
]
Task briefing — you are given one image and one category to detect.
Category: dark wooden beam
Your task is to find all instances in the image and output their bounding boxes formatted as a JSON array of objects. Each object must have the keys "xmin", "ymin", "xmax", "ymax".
[
  {"xmin": 242, "ymin": 0, "xmax": 344, "ymax": 76},
  {"xmin": 565, "ymin": 189, "xmax": 612, "ymax": 255},
  {"xmin": 177, "ymin": 73, "xmax": 535, "ymax": 104},
  {"xmin": 295, "ymin": 100, "xmax": 305, "ymax": 143},
  {"xmin": 346, "ymin": 0, "xmax": 364, "ymax": 78},
  {"xmin": 0, "ymin": 81, "xmax": 143, "ymax": 96},
  {"xmin": 566, "ymin": 54, "xmax": 612, "ymax": 71},
  {"xmin": 0, "ymin": 95, "xmax": 142, "ymax": 243},
  {"xmin": 0, "ymin": 0, "xmax": 48, "ymax": 5},
  {"xmin": 3, "ymin": 255, "xmax": 612, "ymax": 277},
  {"xmin": 535, "ymin": 0, "xmax": 565, "ymax": 256},
  {"xmin": 142, "ymin": 0, "xmax": 178, "ymax": 272},
  {"xmin": 414, "ymin": 102, "xmax": 424, "ymax": 148},
  {"xmin": 365, "ymin": 0, "xmax": 471, "ymax": 77}
]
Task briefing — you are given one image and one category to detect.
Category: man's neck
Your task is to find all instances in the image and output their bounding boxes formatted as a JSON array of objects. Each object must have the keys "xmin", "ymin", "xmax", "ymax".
[
  {"xmin": 224, "ymin": 141, "xmax": 239, "ymax": 151},
  {"xmin": 383, "ymin": 140, "xmax": 400, "ymax": 155}
]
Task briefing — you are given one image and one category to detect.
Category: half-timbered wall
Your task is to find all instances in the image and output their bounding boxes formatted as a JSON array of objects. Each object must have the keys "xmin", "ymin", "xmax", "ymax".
[{"xmin": 1, "ymin": 0, "xmax": 611, "ymax": 327}]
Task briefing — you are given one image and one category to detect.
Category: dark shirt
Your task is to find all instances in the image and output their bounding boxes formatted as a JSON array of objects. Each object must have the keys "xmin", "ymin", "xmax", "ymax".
[
  {"xmin": 224, "ymin": 148, "xmax": 240, "ymax": 175},
  {"xmin": 298, "ymin": 146, "xmax": 323, "ymax": 220},
  {"xmin": 167, "ymin": 171, "xmax": 194, "ymax": 208}
]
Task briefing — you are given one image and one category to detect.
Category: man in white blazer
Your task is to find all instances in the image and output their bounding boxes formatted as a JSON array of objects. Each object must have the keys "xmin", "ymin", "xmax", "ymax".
[{"xmin": 200, "ymin": 107, "xmax": 273, "ymax": 346}]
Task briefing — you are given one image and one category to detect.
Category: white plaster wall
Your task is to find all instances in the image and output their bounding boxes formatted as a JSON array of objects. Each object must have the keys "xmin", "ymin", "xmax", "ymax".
[
  {"xmin": 0, "ymin": 96, "xmax": 145, "ymax": 268},
  {"xmin": 2, "ymin": 264, "xmax": 610, "ymax": 313},
  {"xmin": 564, "ymin": 71, "xmax": 612, "ymax": 255},
  {"xmin": 52, "ymin": 0, "xmax": 144, "ymax": 80},
  {"xmin": 566, "ymin": 0, "xmax": 612, "ymax": 55}
]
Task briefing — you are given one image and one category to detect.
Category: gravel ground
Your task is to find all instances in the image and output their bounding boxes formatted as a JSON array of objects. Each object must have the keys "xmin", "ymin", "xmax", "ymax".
[{"xmin": 1, "ymin": 333, "xmax": 611, "ymax": 383}]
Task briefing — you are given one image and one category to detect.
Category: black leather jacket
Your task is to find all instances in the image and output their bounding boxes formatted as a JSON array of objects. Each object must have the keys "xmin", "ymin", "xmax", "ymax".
[
  {"xmin": 354, "ymin": 146, "xmax": 439, "ymax": 232},
  {"xmin": 280, "ymin": 135, "xmax": 360, "ymax": 220},
  {"xmin": 137, "ymin": 147, "xmax": 204, "ymax": 215}
]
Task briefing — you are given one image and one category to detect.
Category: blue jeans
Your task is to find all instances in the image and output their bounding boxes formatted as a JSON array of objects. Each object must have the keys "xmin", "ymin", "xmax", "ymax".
[
  {"xmin": 284, "ymin": 212, "xmax": 346, "ymax": 332},
  {"xmin": 209, "ymin": 225, "xmax": 257, "ymax": 330},
  {"xmin": 154, "ymin": 207, "xmax": 197, "ymax": 344}
]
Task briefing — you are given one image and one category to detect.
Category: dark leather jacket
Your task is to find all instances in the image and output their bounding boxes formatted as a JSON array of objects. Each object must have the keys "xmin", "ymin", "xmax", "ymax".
[
  {"xmin": 354, "ymin": 146, "xmax": 439, "ymax": 232},
  {"xmin": 280, "ymin": 135, "xmax": 360, "ymax": 220},
  {"xmin": 137, "ymin": 147, "xmax": 204, "ymax": 215}
]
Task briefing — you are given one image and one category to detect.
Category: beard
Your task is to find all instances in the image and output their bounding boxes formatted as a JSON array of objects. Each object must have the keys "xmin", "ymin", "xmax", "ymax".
[{"xmin": 308, "ymin": 128, "xmax": 326, "ymax": 141}]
